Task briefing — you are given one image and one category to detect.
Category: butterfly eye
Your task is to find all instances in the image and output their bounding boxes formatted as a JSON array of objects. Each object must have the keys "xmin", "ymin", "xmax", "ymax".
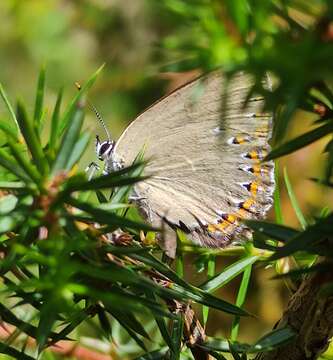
[{"xmin": 97, "ymin": 140, "xmax": 114, "ymax": 161}]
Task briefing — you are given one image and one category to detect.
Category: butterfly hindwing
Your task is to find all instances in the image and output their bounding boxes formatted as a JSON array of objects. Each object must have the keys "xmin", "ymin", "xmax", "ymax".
[{"xmin": 112, "ymin": 71, "xmax": 274, "ymax": 248}]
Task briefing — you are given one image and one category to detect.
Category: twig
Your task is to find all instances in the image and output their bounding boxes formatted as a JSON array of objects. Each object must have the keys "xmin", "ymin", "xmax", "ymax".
[{"xmin": 255, "ymin": 268, "xmax": 333, "ymax": 360}]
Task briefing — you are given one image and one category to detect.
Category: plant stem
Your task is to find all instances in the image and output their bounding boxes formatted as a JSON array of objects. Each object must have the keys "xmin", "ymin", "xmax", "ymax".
[{"xmin": 230, "ymin": 262, "xmax": 252, "ymax": 341}]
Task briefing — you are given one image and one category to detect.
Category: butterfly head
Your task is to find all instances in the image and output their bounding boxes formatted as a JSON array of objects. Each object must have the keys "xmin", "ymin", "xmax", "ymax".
[{"xmin": 96, "ymin": 135, "xmax": 114, "ymax": 161}]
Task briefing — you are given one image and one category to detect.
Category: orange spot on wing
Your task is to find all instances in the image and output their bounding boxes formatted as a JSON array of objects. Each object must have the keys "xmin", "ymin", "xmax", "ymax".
[
  {"xmin": 242, "ymin": 198, "xmax": 255, "ymax": 210},
  {"xmin": 252, "ymin": 165, "xmax": 261, "ymax": 176},
  {"xmin": 208, "ymin": 217, "xmax": 237, "ymax": 234},
  {"xmin": 207, "ymin": 224, "xmax": 218, "ymax": 233},
  {"xmin": 232, "ymin": 136, "xmax": 251, "ymax": 145},
  {"xmin": 237, "ymin": 208, "xmax": 247, "ymax": 218},
  {"xmin": 248, "ymin": 150, "xmax": 258, "ymax": 159},
  {"xmin": 236, "ymin": 136, "xmax": 247, "ymax": 144},
  {"xmin": 216, "ymin": 221, "xmax": 231, "ymax": 231},
  {"xmin": 250, "ymin": 182, "xmax": 258, "ymax": 195},
  {"xmin": 226, "ymin": 214, "xmax": 237, "ymax": 223}
]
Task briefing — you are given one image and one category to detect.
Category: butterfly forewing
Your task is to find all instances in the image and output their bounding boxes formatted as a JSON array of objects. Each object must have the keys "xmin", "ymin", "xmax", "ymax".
[{"xmin": 112, "ymin": 71, "xmax": 274, "ymax": 248}]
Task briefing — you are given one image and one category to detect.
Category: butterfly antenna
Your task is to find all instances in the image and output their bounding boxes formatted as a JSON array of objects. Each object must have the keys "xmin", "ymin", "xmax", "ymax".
[
  {"xmin": 89, "ymin": 101, "xmax": 112, "ymax": 143},
  {"xmin": 75, "ymin": 82, "xmax": 112, "ymax": 142}
]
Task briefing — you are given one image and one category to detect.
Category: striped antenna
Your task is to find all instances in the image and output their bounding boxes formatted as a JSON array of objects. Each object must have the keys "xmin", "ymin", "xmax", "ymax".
[{"xmin": 75, "ymin": 82, "xmax": 111, "ymax": 142}]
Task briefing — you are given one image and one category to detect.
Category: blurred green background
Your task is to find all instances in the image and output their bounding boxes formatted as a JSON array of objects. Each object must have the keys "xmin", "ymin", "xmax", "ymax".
[{"xmin": 0, "ymin": 0, "xmax": 330, "ymax": 359}]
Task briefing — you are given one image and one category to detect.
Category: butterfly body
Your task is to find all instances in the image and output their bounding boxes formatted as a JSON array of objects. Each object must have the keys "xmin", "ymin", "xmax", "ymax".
[{"xmin": 102, "ymin": 71, "xmax": 274, "ymax": 252}]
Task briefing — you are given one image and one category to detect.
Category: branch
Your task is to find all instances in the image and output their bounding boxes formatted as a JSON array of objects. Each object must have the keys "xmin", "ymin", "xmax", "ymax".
[{"xmin": 256, "ymin": 269, "xmax": 333, "ymax": 360}]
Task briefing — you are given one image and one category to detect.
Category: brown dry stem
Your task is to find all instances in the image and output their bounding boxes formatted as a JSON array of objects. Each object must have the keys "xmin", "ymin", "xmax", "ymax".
[{"xmin": 256, "ymin": 269, "xmax": 333, "ymax": 360}]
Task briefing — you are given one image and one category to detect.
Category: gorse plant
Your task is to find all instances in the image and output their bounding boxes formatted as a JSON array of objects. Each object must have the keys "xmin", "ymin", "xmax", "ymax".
[
  {"xmin": 0, "ymin": 66, "xmax": 289, "ymax": 359},
  {"xmin": 0, "ymin": 1, "xmax": 333, "ymax": 360}
]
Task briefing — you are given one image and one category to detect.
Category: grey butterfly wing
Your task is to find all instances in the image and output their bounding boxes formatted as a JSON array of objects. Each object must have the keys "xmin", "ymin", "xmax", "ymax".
[{"xmin": 113, "ymin": 71, "xmax": 274, "ymax": 248}]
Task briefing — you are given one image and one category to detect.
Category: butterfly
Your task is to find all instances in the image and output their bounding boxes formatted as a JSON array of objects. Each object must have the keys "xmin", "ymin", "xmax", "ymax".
[{"xmin": 96, "ymin": 70, "xmax": 274, "ymax": 256}]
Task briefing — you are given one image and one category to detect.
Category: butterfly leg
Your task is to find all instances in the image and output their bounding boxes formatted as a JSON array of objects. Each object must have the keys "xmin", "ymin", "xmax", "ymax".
[
  {"xmin": 129, "ymin": 194, "xmax": 153, "ymax": 222},
  {"xmin": 128, "ymin": 194, "xmax": 147, "ymax": 202},
  {"xmin": 146, "ymin": 202, "xmax": 154, "ymax": 223},
  {"xmin": 85, "ymin": 161, "xmax": 100, "ymax": 180}
]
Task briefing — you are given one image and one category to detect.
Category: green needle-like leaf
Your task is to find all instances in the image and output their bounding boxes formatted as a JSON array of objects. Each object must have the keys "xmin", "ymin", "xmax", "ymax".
[
  {"xmin": 170, "ymin": 284, "xmax": 249, "ymax": 316},
  {"xmin": 110, "ymin": 149, "xmax": 146, "ymax": 205},
  {"xmin": 48, "ymin": 310, "xmax": 88, "ymax": 346},
  {"xmin": 0, "ymin": 181, "xmax": 26, "ymax": 189},
  {"xmin": 7, "ymin": 140, "xmax": 42, "ymax": 185},
  {"xmin": 249, "ymin": 327, "xmax": 296, "ymax": 352},
  {"xmin": 0, "ymin": 303, "xmax": 66, "ymax": 343},
  {"xmin": 203, "ymin": 255, "xmax": 216, "ymax": 325},
  {"xmin": 134, "ymin": 348, "xmax": 168, "ymax": 359},
  {"xmin": 0, "ymin": 121, "xmax": 19, "ymax": 140},
  {"xmin": 269, "ymin": 214, "xmax": 333, "ymax": 260},
  {"xmin": 155, "ymin": 311, "xmax": 174, "ymax": 352},
  {"xmin": 64, "ymin": 162, "xmax": 146, "ymax": 193},
  {"xmin": 229, "ymin": 341, "xmax": 242, "ymax": 360},
  {"xmin": 0, "ymin": 342, "xmax": 35, "ymax": 360},
  {"xmin": 273, "ymin": 161, "xmax": 284, "ymax": 224},
  {"xmin": 110, "ymin": 310, "xmax": 150, "ymax": 340},
  {"xmin": 200, "ymin": 256, "xmax": 259, "ymax": 293},
  {"xmin": 132, "ymin": 252, "xmax": 249, "ymax": 315},
  {"xmin": 0, "ymin": 82, "xmax": 19, "ymax": 135},
  {"xmin": 16, "ymin": 101, "xmax": 49, "ymax": 175},
  {"xmin": 198, "ymin": 338, "xmax": 249, "ymax": 353},
  {"xmin": 284, "ymin": 167, "xmax": 307, "ymax": 229},
  {"xmin": 65, "ymin": 132, "xmax": 90, "ymax": 171},
  {"xmin": 199, "ymin": 327, "xmax": 295, "ymax": 354},
  {"xmin": 0, "ymin": 194, "xmax": 17, "ymax": 214},
  {"xmin": 52, "ymin": 102, "xmax": 84, "ymax": 174},
  {"xmin": 266, "ymin": 121, "xmax": 333, "ymax": 161},
  {"xmin": 48, "ymin": 87, "xmax": 63, "ymax": 156},
  {"xmin": 37, "ymin": 301, "xmax": 58, "ymax": 352},
  {"xmin": 0, "ymin": 147, "xmax": 31, "ymax": 182},
  {"xmin": 170, "ymin": 314, "xmax": 183, "ymax": 360},
  {"xmin": 96, "ymin": 307, "xmax": 112, "ymax": 340},
  {"xmin": 208, "ymin": 350, "xmax": 228, "ymax": 360},
  {"xmin": 111, "ymin": 311, "xmax": 148, "ymax": 351},
  {"xmin": 34, "ymin": 66, "xmax": 46, "ymax": 130},
  {"xmin": 59, "ymin": 64, "xmax": 104, "ymax": 135},
  {"xmin": 246, "ymin": 221, "xmax": 299, "ymax": 243},
  {"xmin": 231, "ymin": 262, "xmax": 253, "ymax": 341},
  {"xmin": 67, "ymin": 196, "xmax": 157, "ymax": 232}
]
